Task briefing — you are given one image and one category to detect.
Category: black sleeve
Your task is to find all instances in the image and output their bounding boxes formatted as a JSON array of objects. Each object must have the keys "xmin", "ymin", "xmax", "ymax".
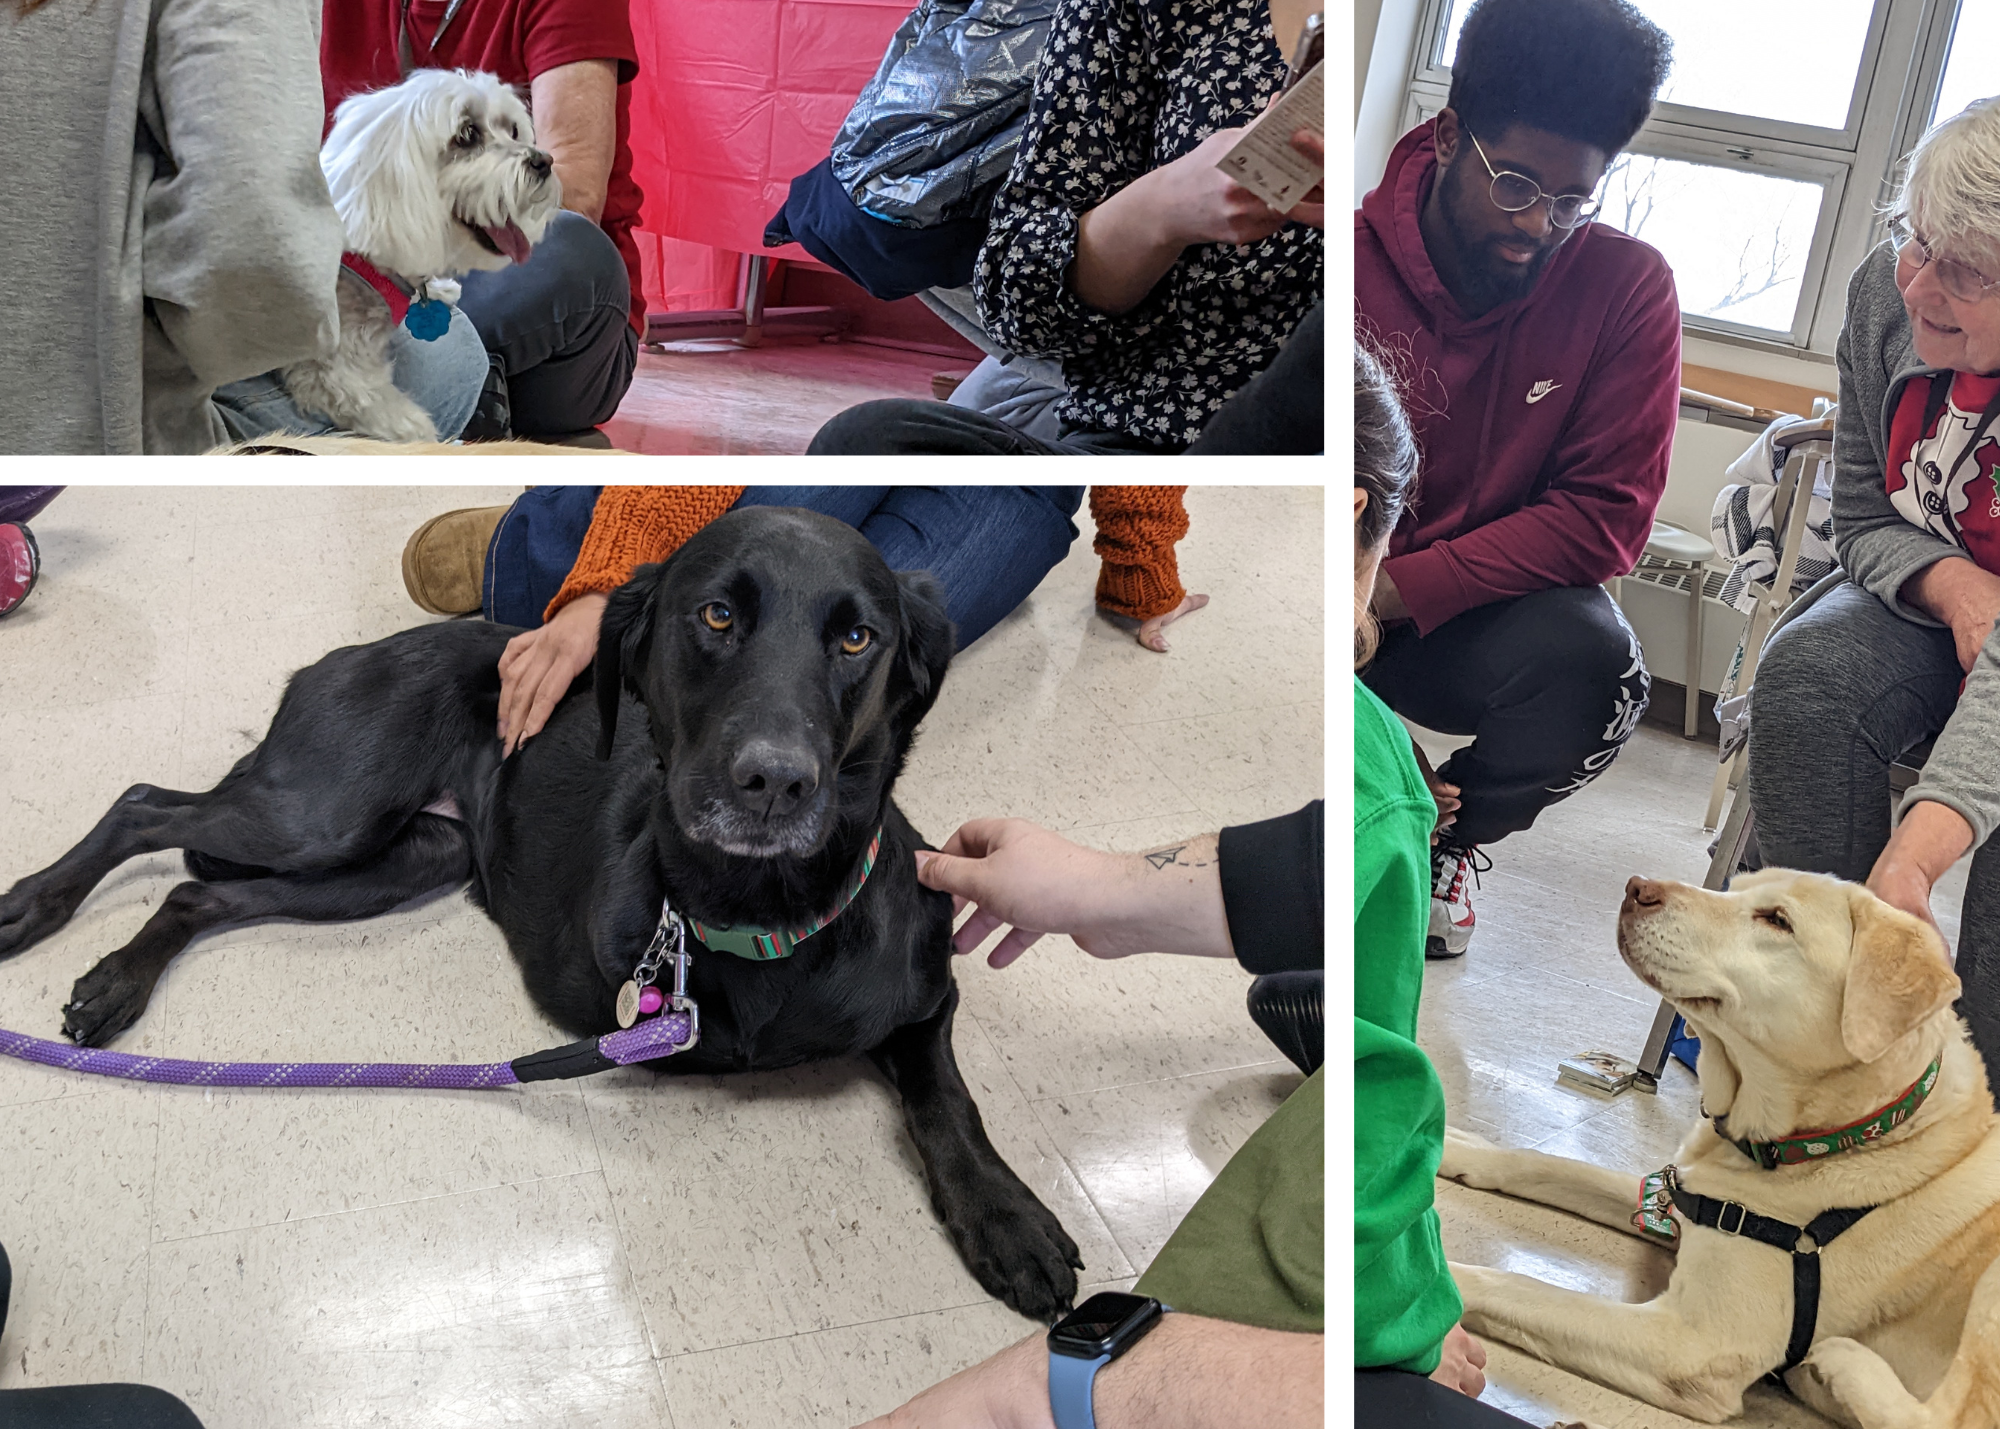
[{"xmin": 1217, "ymin": 801, "xmax": 1324, "ymax": 974}]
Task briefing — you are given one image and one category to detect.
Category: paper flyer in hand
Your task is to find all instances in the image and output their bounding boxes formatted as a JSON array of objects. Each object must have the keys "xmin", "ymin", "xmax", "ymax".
[{"xmin": 1216, "ymin": 60, "xmax": 1323, "ymax": 212}]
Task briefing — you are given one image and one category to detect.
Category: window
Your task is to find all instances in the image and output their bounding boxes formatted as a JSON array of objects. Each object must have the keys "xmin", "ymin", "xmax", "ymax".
[
  {"xmin": 1931, "ymin": 2, "xmax": 2000, "ymax": 128},
  {"xmin": 1404, "ymin": 0, "xmax": 1995, "ymax": 355}
]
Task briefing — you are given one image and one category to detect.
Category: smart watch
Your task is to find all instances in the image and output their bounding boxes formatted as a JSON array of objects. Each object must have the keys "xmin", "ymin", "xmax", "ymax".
[{"xmin": 1046, "ymin": 1291, "xmax": 1168, "ymax": 1429}]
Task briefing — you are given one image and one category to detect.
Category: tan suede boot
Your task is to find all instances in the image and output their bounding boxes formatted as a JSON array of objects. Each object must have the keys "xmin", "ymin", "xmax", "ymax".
[{"xmin": 402, "ymin": 506, "xmax": 509, "ymax": 615}]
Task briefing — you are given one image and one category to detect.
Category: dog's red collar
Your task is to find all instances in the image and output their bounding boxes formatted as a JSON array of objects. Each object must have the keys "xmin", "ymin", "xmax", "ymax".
[{"xmin": 340, "ymin": 252, "xmax": 412, "ymax": 324}]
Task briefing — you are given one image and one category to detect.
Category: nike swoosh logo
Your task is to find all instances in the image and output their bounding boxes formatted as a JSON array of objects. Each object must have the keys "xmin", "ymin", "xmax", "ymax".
[{"xmin": 1526, "ymin": 381, "xmax": 1561, "ymax": 404}]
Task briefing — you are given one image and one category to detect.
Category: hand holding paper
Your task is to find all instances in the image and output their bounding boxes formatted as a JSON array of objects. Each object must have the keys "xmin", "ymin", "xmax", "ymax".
[{"xmin": 1216, "ymin": 60, "xmax": 1324, "ymax": 213}]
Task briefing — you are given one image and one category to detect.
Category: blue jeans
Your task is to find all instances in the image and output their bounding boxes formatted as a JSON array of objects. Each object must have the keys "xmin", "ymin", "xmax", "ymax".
[
  {"xmin": 457, "ymin": 211, "xmax": 638, "ymax": 438},
  {"xmin": 482, "ymin": 486, "xmax": 1087, "ymax": 645},
  {"xmin": 213, "ymin": 303, "xmax": 488, "ymax": 443}
]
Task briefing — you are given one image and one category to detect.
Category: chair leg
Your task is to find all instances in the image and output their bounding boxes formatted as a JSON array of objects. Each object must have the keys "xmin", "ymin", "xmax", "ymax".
[
  {"xmin": 1633, "ymin": 789, "xmax": 1756, "ymax": 1092},
  {"xmin": 1684, "ymin": 567, "xmax": 1704, "ymax": 739},
  {"xmin": 1633, "ymin": 998, "xmax": 1682, "ymax": 1088},
  {"xmin": 1703, "ymin": 748, "xmax": 1740, "ymax": 831}
]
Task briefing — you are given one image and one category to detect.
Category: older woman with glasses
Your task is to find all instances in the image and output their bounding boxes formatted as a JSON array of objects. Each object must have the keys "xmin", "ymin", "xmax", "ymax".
[{"xmin": 1750, "ymin": 97, "xmax": 2000, "ymax": 1092}]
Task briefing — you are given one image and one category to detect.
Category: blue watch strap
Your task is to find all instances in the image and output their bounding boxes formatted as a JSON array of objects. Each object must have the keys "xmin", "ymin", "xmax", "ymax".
[{"xmin": 1048, "ymin": 1349, "xmax": 1111, "ymax": 1429}]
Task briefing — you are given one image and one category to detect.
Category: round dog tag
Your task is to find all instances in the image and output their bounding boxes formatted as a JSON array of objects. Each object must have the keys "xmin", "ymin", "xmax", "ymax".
[{"xmin": 616, "ymin": 980, "xmax": 640, "ymax": 1029}]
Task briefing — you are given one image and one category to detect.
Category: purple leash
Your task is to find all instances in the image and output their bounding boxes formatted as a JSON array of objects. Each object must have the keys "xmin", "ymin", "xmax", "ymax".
[
  {"xmin": 0, "ymin": 1011, "xmax": 692, "ymax": 1090},
  {"xmin": 0, "ymin": 902, "xmax": 702, "ymax": 1091}
]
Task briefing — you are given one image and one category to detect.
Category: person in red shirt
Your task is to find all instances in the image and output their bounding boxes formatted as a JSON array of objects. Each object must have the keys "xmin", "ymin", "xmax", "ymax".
[
  {"xmin": 320, "ymin": 0, "xmax": 645, "ymax": 443},
  {"xmin": 1354, "ymin": 0, "xmax": 1678, "ymax": 960}
]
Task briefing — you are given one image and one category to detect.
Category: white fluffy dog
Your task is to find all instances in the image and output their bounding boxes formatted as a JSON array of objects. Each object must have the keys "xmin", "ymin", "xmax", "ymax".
[{"xmin": 282, "ymin": 69, "xmax": 562, "ymax": 442}]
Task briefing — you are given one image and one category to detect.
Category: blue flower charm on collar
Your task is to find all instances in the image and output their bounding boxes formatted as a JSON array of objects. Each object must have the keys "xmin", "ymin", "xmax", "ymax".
[{"xmin": 404, "ymin": 296, "xmax": 450, "ymax": 342}]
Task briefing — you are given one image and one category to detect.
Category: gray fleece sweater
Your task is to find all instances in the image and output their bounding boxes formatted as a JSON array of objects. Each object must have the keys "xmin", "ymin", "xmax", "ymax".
[
  {"xmin": 1831, "ymin": 240, "xmax": 2000, "ymax": 845},
  {"xmin": 0, "ymin": 0, "xmax": 342, "ymax": 454}
]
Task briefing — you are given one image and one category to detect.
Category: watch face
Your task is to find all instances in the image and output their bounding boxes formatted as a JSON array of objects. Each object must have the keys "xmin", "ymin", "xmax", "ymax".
[{"xmin": 1047, "ymin": 1292, "xmax": 1162, "ymax": 1359}]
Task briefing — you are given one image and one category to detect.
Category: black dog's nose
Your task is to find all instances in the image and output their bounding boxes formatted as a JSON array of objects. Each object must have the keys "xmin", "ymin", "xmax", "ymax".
[
  {"xmin": 525, "ymin": 149, "xmax": 553, "ymax": 178},
  {"xmin": 731, "ymin": 741, "xmax": 820, "ymax": 819}
]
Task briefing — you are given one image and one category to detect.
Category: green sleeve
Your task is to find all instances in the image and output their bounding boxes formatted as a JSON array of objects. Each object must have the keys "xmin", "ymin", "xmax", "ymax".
[
  {"xmin": 1351, "ymin": 760, "xmax": 1461, "ymax": 1372},
  {"xmin": 1354, "ymin": 1019, "xmax": 1459, "ymax": 1372},
  {"xmin": 1134, "ymin": 1069, "xmax": 1324, "ymax": 1332}
]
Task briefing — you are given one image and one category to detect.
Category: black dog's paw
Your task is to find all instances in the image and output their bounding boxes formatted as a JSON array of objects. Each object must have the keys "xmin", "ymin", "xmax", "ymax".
[
  {"xmin": 949, "ymin": 1180, "xmax": 1085, "ymax": 1323},
  {"xmin": 0, "ymin": 876, "xmax": 79, "ymax": 962},
  {"xmin": 61, "ymin": 960, "xmax": 152, "ymax": 1047}
]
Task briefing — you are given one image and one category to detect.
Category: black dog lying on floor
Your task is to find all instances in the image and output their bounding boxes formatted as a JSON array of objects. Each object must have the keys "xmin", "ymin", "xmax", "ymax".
[{"xmin": 0, "ymin": 507, "xmax": 1082, "ymax": 1320}]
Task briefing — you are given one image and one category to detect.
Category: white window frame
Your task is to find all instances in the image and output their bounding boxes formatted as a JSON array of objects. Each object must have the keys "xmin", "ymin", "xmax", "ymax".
[{"xmin": 1402, "ymin": 0, "xmax": 1971, "ymax": 357}]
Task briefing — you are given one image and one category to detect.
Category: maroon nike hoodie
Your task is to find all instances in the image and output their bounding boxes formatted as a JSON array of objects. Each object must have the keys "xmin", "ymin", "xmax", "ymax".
[{"xmin": 1357, "ymin": 120, "xmax": 1683, "ymax": 635}]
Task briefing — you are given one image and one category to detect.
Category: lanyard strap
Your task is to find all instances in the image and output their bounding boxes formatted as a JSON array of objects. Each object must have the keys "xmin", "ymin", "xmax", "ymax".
[
  {"xmin": 397, "ymin": 0, "xmax": 471, "ymax": 74},
  {"xmin": 1917, "ymin": 371, "xmax": 2000, "ymax": 496}
]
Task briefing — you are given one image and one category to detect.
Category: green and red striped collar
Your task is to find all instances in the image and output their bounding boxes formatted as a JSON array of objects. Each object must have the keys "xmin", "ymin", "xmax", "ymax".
[
  {"xmin": 689, "ymin": 827, "xmax": 883, "ymax": 961},
  {"xmin": 1715, "ymin": 1057, "xmax": 1942, "ymax": 1170}
]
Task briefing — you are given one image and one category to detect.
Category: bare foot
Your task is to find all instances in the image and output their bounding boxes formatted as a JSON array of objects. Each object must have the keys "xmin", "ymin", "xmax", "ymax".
[{"xmin": 1137, "ymin": 593, "xmax": 1210, "ymax": 652}]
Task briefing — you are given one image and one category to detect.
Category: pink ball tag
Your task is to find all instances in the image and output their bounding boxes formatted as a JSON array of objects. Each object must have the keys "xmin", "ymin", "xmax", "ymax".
[{"xmin": 637, "ymin": 986, "xmax": 665, "ymax": 1015}]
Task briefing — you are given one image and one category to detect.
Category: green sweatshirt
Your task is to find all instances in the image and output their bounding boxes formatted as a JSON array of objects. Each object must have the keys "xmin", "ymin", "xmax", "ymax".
[{"xmin": 1353, "ymin": 676, "xmax": 1460, "ymax": 1373}]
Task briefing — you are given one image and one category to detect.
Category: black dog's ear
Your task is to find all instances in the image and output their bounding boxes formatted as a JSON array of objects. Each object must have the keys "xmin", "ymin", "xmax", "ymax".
[
  {"xmin": 892, "ymin": 569, "xmax": 956, "ymax": 731},
  {"xmin": 594, "ymin": 563, "xmax": 663, "ymax": 760}
]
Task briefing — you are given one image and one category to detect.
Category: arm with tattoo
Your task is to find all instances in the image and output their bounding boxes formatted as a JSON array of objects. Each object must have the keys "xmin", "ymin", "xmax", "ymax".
[{"xmin": 914, "ymin": 820, "xmax": 1234, "ymax": 967}]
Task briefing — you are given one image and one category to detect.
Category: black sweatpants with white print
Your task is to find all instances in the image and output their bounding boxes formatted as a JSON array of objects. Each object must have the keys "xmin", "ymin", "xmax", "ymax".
[{"xmin": 1361, "ymin": 586, "xmax": 1650, "ymax": 849}]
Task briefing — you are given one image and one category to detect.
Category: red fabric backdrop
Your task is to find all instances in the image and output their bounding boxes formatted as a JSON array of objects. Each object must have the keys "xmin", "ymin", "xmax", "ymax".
[{"xmin": 628, "ymin": 0, "xmax": 911, "ymax": 313}]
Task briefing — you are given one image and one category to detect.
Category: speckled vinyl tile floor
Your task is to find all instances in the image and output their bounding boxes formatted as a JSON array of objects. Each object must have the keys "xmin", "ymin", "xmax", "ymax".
[{"xmin": 0, "ymin": 483, "xmax": 1323, "ymax": 1429}]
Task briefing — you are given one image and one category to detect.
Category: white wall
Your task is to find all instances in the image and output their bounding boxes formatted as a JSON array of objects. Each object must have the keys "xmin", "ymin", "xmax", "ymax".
[
  {"xmin": 1354, "ymin": 0, "xmax": 1384, "ymax": 123},
  {"xmin": 1658, "ymin": 417, "xmax": 1756, "ymax": 536},
  {"xmin": 1354, "ymin": 0, "xmax": 1421, "ymax": 204}
]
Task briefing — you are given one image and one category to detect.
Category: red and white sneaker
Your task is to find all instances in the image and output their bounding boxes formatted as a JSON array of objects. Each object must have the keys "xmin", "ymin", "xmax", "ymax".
[
  {"xmin": 1427, "ymin": 844, "xmax": 1489, "ymax": 959},
  {"xmin": 0, "ymin": 522, "xmax": 38, "ymax": 620}
]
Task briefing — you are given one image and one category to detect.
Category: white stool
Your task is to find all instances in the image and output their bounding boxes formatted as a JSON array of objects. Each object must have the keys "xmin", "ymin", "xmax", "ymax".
[{"xmin": 1626, "ymin": 521, "xmax": 1716, "ymax": 739}]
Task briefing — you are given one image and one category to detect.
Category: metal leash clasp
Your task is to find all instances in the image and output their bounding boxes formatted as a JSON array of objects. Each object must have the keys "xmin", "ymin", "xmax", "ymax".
[{"xmin": 616, "ymin": 900, "xmax": 700, "ymax": 1049}]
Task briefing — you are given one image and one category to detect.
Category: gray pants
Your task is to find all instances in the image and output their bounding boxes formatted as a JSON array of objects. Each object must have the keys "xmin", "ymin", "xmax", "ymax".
[{"xmin": 1747, "ymin": 579, "xmax": 2000, "ymax": 1087}]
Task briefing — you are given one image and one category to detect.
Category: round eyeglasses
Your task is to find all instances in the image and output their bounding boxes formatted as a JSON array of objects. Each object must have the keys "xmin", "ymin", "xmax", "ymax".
[
  {"xmin": 1889, "ymin": 218, "xmax": 2000, "ymax": 304},
  {"xmin": 1465, "ymin": 130, "xmax": 1601, "ymax": 230}
]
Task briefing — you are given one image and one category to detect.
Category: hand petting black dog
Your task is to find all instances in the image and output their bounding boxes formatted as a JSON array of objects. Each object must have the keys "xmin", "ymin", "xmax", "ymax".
[{"xmin": 0, "ymin": 506, "xmax": 1082, "ymax": 1321}]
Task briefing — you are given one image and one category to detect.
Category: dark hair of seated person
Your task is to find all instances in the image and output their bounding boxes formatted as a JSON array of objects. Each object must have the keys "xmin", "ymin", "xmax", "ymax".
[
  {"xmin": 1448, "ymin": 0, "xmax": 1674, "ymax": 156},
  {"xmin": 1354, "ymin": 341, "xmax": 1419, "ymax": 554},
  {"xmin": 1354, "ymin": 339, "xmax": 1421, "ymax": 665}
]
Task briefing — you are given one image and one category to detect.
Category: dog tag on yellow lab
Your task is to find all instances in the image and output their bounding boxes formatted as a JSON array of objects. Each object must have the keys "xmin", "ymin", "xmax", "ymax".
[{"xmin": 616, "ymin": 980, "xmax": 640, "ymax": 1029}]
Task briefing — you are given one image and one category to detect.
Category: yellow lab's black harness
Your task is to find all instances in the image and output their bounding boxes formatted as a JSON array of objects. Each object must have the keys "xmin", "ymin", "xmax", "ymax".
[
  {"xmin": 1662, "ymin": 1166, "xmax": 1875, "ymax": 1376},
  {"xmin": 1632, "ymin": 1058, "xmax": 1941, "ymax": 1379}
]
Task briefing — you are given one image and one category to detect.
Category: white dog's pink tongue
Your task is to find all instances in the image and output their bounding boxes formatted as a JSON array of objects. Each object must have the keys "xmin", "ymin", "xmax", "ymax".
[{"xmin": 484, "ymin": 222, "xmax": 532, "ymax": 265}]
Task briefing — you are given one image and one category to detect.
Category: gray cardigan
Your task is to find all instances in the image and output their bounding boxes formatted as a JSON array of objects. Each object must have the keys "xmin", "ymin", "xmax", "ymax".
[
  {"xmin": 0, "ymin": 0, "xmax": 342, "ymax": 454},
  {"xmin": 1831, "ymin": 241, "xmax": 2000, "ymax": 845}
]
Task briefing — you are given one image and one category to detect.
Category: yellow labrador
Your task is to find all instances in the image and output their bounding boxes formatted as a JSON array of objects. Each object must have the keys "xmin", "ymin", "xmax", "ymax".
[{"xmin": 1439, "ymin": 869, "xmax": 2000, "ymax": 1427}]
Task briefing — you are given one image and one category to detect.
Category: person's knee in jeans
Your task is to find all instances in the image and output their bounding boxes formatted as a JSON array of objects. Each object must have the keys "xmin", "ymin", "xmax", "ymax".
[
  {"xmin": 805, "ymin": 399, "xmax": 1041, "ymax": 456},
  {"xmin": 457, "ymin": 211, "xmax": 636, "ymax": 437}
]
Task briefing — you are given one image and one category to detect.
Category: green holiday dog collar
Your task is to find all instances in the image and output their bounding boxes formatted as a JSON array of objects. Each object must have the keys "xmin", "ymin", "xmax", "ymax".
[
  {"xmin": 689, "ymin": 827, "xmax": 883, "ymax": 961},
  {"xmin": 1716, "ymin": 1058, "xmax": 1942, "ymax": 1170}
]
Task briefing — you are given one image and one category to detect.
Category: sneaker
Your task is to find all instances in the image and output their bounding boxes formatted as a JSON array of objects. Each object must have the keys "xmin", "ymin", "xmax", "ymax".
[
  {"xmin": 1427, "ymin": 843, "xmax": 1489, "ymax": 959},
  {"xmin": 0, "ymin": 522, "xmax": 40, "ymax": 619},
  {"xmin": 460, "ymin": 353, "xmax": 513, "ymax": 443},
  {"xmin": 401, "ymin": 507, "xmax": 509, "ymax": 615}
]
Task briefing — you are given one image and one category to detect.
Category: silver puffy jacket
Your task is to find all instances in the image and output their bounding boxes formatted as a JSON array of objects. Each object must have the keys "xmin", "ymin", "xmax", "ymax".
[{"xmin": 830, "ymin": 0, "xmax": 1056, "ymax": 228}]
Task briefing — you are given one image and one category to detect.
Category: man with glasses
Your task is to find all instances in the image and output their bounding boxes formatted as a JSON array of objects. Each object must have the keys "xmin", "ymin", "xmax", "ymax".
[
  {"xmin": 1354, "ymin": 0, "xmax": 1677, "ymax": 960},
  {"xmin": 1748, "ymin": 96, "xmax": 2000, "ymax": 1096}
]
